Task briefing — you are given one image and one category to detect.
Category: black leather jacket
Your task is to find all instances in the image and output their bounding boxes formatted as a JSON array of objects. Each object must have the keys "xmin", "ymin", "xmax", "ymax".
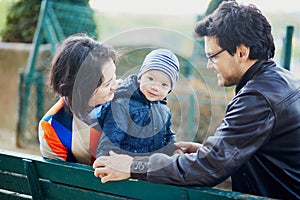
[{"xmin": 131, "ymin": 60, "xmax": 300, "ymax": 199}]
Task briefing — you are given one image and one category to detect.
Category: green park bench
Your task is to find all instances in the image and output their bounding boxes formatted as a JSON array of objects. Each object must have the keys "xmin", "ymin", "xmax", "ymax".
[{"xmin": 0, "ymin": 149, "xmax": 270, "ymax": 200}]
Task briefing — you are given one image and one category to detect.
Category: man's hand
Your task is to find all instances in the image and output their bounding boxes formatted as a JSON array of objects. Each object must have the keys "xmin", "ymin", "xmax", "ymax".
[
  {"xmin": 93, "ymin": 151, "xmax": 133, "ymax": 183},
  {"xmin": 174, "ymin": 141, "xmax": 203, "ymax": 153}
]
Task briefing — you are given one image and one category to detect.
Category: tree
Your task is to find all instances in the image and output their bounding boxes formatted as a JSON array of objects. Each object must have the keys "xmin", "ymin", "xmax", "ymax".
[
  {"xmin": 1, "ymin": 0, "xmax": 97, "ymax": 43},
  {"xmin": 1, "ymin": 0, "xmax": 40, "ymax": 43}
]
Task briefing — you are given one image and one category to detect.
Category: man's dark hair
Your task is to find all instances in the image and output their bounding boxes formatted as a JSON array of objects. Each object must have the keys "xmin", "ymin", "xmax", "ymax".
[{"xmin": 195, "ymin": 1, "xmax": 275, "ymax": 60}]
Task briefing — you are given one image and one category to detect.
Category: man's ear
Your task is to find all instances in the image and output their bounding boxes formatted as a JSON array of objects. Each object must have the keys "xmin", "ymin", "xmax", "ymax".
[{"xmin": 237, "ymin": 44, "xmax": 250, "ymax": 62}]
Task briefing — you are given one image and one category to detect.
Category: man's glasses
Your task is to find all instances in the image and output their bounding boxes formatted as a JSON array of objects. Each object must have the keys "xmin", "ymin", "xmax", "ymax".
[{"xmin": 207, "ymin": 49, "xmax": 226, "ymax": 64}]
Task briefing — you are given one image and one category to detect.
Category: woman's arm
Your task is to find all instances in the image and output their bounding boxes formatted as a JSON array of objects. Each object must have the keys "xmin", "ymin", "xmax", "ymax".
[{"xmin": 39, "ymin": 120, "xmax": 68, "ymax": 161}]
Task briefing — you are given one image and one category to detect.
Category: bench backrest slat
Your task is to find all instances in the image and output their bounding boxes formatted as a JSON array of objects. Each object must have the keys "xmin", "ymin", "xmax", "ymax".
[
  {"xmin": 40, "ymin": 180, "xmax": 129, "ymax": 200},
  {"xmin": 0, "ymin": 149, "xmax": 269, "ymax": 200},
  {"xmin": 0, "ymin": 171, "xmax": 31, "ymax": 195}
]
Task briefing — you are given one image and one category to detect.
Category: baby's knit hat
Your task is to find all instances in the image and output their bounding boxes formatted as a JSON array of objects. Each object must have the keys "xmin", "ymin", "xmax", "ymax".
[{"xmin": 138, "ymin": 49, "xmax": 180, "ymax": 89}]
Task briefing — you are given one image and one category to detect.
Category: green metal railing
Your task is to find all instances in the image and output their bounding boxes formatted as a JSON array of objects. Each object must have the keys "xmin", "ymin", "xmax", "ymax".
[
  {"xmin": 281, "ymin": 25, "xmax": 294, "ymax": 70},
  {"xmin": 16, "ymin": 0, "xmax": 97, "ymax": 147}
]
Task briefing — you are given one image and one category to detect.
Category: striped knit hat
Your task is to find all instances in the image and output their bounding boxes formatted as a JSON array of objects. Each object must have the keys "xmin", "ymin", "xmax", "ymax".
[{"xmin": 138, "ymin": 49, "xmax": 180, "ymax": 90}]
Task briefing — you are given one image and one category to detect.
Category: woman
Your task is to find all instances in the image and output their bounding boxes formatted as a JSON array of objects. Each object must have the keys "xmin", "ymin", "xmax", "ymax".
[{"xmin": 39, "ymin": 33, "xmax": 117, "ymax": 165}]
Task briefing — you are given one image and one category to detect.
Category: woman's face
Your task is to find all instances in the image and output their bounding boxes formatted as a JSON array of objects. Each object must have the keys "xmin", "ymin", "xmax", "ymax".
[{"xmin": 88, "ymin": 58, "xmax": 117, "ymax": 107}]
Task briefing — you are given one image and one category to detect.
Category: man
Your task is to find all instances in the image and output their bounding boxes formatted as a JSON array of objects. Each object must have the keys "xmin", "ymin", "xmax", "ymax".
[{"xmin": 93, "ymin": 1, "xmax": 300, "ymax": 199}]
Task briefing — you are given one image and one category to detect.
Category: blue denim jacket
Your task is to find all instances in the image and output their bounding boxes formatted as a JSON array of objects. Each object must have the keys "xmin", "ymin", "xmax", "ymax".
[{"xmin": 97, "ymin": 75, "xmax": 176, "ymax": 157}]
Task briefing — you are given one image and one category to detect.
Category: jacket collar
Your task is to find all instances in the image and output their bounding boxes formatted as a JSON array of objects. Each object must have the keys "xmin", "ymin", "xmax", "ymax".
[{"xmin": 235, "ymin": 60, "xmax": 268, "ymax": 94}]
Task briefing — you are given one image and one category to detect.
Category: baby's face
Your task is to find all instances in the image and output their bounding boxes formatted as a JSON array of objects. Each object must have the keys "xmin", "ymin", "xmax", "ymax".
[{"xmin": 139, "ymin": 70, "xmax": 171, "ymax": 102}]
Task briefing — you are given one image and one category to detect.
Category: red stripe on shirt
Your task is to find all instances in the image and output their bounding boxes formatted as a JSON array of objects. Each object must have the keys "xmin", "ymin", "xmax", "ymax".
[{"xmin": 89, "ymin": 127, "xmax": 102, "ymax": 165}]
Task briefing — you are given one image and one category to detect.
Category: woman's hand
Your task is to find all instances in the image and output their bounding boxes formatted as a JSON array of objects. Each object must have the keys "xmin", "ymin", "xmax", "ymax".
[
  {"xmin": 174, "ymin": 141, "xmax": 203, "ymax": 153},
  {"xmin": 93, "ymin": 151, "xmax": 133, "ymax": 183}
]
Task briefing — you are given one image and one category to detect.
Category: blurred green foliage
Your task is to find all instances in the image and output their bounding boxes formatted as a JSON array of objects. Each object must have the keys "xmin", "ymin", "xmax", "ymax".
[
  {"xmin": 1, "ymin": 0, "xmax": 40, "ymax": 43},
  {"xmin": 0, "ymin": 1, "xmax": 16, "ymax": 40},
  {"xmin": 1, "ymin": 0, "xmax": 96, "ymax": 43}
]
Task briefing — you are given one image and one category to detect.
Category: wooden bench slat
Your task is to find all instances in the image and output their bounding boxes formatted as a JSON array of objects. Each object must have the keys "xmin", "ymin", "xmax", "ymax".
[
  {"xmin": 40, "ymin": 180, "xmax": 130, "ymax": 200},
  {"xmin": 0, "ymin": 150, "xmax": 43, "ymax": 174},
  {"xmin": 33, "ymin": 160, "xmax": 230, "ymax": 200},
  {"xmin": 0, "ymin": 189, "xmax": 31, "ymax": 200},
  {"xmin": 0, "ymin": 149, "xmax": 269, "ymax": 200},
  {"xmin": 0, "ymin": 171, "xmax": 31, "ymax": 195}
]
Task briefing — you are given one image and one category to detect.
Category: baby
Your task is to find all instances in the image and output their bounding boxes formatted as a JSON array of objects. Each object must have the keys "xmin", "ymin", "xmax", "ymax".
[{"xmin": 97, "ymin": 48, "xmax": 180, "ymax": 157}]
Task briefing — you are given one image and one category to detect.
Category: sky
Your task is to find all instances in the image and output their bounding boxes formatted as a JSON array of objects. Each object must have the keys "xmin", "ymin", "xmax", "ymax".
[{"xmin": 90, "ymin": 0, "xmax": 300, "ymax": 15}]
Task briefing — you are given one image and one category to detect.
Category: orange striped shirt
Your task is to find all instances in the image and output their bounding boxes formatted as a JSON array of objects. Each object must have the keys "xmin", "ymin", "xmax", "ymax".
[{"xmin": 38, "ymin": 98, "xmax": 102, "ymax": 165}]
